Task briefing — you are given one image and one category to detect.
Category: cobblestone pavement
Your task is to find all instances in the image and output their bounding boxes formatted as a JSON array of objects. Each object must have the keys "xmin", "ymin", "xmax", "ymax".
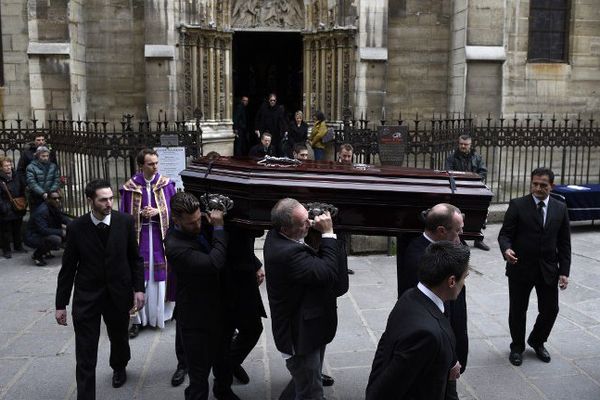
[{"xmin": 1, "ymin": 222, "xmax": 600, "ymax": 399}]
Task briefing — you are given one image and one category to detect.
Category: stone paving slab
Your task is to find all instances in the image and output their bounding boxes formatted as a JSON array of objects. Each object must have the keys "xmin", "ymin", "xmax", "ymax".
[{"xmin": 1, "ymin": 223, "xmax": 600, "ymax": 399}]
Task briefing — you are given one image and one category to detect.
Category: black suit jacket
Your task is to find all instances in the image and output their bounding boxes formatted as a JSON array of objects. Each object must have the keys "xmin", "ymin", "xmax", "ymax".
[
  {"xmin": 264, "ymin": 229, "xmax": 347, "ymax": 356},
  {"xmin": 366, "ymin": 288, "xmax": 456, "ymax": 400},
  {"xmin": 397, "ymin": 234, "xmax": 431, "ymax": 297},
  {"xmin": 55, "ymin": 211, "xmax": 144, "ymax": 319},
  {"xmin": 498, "ymin": 194, "xmax": 571, "ymax": 285},
  {"xmin": 164, "ymin": 227, "xmax": 228, "ymax": 331}
]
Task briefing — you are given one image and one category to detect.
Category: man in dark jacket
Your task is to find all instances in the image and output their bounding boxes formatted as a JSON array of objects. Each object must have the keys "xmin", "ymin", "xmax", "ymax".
[
  {"xmin": 498, "ymin": 167, "xmax": 571, "ymax": 367},
  {"xmin": 17, "ymin": 134, "xmax": 58, "ymax": 182},
  {"xmin": 55, "ymin": 179, "xmax": 145, "ymax": 399},
  {"xmin": 164, "ymin": 192, "xmax": 239, "ymax": 400},
  {"xmin": 254, "ymin": 94, "xmax": 287, "ymax": 156},
  {"xmin": 367, "ymin": 241, "xmax": 469, "ymax": 400},
  {"xmin": 264, "ymin": 198, "xmax": 348, "ymax": 400},
  {"xmin": 445, "ymin": 134, "xmax": 490, "ymax": 251},
  {"xmin": 248, "ymin": 132, "xmax": 274, "ymax": 158},
  {"xmin": 24, "ymin": 190, "xmax": 70, "ymax": 266},
  {"xmin": 233, "ymin": 96, "xmax": 249, "ymax": 156},
  {"xmin": 25, "ymin": 146, "xmax": 60, "ymax": 211}
]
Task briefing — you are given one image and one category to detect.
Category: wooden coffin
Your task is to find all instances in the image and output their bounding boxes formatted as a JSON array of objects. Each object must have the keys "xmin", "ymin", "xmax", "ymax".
[{"xmin": 180, "ymin": 157, "xmax": 494, "ymax": 238}]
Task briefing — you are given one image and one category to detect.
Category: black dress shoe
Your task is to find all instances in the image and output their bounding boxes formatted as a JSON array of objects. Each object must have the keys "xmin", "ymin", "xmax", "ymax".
[
  {"xmin": 128, "ymin": 324, "xmax": 141, "ymax": 339},
  {"xmin": 509, "ymin": 351, "xmax": 523, "ymax": 366},
  {"xmin": 3, "ymin": 252, "xmax": 12, "ymax": 259},
  {"xmin": 528, "ymin": 339, "xmax": 551, "ymax": 362},
  {"xmin": 213, "ymin": 388, "xmax": 241, "ymax": 400},
  {"xmin": 474, "ymin": 240, "xmax": 490, "ymax": 251},
  {"xmin": 112, "ymin": 368, "xmax": 127, "ymax": 388},
  {"xmin": 232, "ymin": 364, "xmax": 250, "ymax": 384},
  {"xmin": 322, "ymin": 373, "xmax": 334, "ymax": 386},
  {"xmin": 171, "ymin": 367, "xmax": 187, "ymax": 387},
  {"xmin": 347, "ymin": 269, "xmax": 355, "ymax": 275}
]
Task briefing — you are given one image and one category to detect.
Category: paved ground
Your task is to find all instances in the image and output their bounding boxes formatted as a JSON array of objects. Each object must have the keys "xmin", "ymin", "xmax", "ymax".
[{"xmin": 1, "ymin": 222, "xmax": 600, "ymax": 400}]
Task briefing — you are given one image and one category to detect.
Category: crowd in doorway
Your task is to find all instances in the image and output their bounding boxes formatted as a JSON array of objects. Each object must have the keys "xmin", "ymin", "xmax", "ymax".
[{"xmin": 233, "ymin": 93, "xmax": 335, "ymax": 161}]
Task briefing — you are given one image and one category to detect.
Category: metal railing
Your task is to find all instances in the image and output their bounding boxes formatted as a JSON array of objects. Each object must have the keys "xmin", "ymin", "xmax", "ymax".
[
  {"xmin": 0, "ymin": 114, "xmax": 203, "ymax": 216},
  {"xmin": 334, "ymin": 113, "xmax": 600, "ymax": 203}
]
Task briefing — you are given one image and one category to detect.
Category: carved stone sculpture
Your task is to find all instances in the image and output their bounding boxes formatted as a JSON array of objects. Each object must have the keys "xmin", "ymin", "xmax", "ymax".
[{"xmin": 232, "ymin": 0, "xmax": 304, "ymax": 29}]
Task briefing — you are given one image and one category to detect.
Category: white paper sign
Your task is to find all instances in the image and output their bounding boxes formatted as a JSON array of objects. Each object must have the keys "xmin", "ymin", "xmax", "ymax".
[{"xmin": 154, "ymin": 147, "xmax": 186, "ymax": 190}]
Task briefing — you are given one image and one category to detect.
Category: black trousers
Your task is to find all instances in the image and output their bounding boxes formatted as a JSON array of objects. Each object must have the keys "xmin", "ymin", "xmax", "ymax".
[
  {"xmin": 33, "ymin": 234, "xmax": 62, "ymax": 259},
  {"xmin": 0, "ymin": 218, "xmax": 23, "ymax": 252},
  {"xmin": 73, "ymin": 297, "xmax": 130, "ymax": 400},
  {"xmin": 508, "ymin": 276, "xmax": 559, "ymax": 353},
  {"xmin": 181, "ymin": 322, "xmax": 234, "ymax": 400},
  {"xmin": 230, "ymin": 313, "xmax": 263, "ymax": 366},
  {"xmin": 446, "ymin": 286, "xmax": 469, "ymax": 372}
]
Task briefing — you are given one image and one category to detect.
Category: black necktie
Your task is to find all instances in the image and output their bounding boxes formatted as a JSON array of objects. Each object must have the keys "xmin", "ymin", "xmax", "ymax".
[
  {"xmin": 96, "ymin": 222, "xmax": 110, "ymax": 246},
  {"xmin": 537, "ymin": 202, "xmax": 545, "ymax": 226}
]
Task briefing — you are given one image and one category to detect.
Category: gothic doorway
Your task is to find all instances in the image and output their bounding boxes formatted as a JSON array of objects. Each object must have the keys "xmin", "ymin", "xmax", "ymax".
[{"xmin": 232, "ymin": 31, "xmax": 303, "ymax": 135}]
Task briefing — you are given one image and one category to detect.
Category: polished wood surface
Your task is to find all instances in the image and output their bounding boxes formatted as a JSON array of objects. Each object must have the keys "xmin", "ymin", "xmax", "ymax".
[{"xmin": 181, "ymin": 156, "xmax": 494, "ymax": 237}]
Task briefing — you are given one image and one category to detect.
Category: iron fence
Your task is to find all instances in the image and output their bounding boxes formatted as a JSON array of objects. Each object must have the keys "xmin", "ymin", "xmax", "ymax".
[
  {"xmin": 0, "ymin": 114, "xmax": 203, "ymax": 216},
  {"xmin": 334, "ymin": 113, "xmax": 600, "ymax": 204}
]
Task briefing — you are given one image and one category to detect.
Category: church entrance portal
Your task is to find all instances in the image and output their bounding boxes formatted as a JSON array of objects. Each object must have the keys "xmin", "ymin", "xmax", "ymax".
[{"xmin": 232, "ymin": 31, "xmax": 303, "ymax": 136}]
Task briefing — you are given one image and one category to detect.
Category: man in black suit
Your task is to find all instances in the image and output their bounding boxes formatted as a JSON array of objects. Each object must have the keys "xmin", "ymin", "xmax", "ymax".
[
  {"xmin": 264, "ymin": 198, "xmax": 347, "ymax": 400},
  {"xmin": 55, "ymin": 179, "xmax": 145, "ymax": 400},
  {"xmin": 498, "ymin": 167, "xmax": 571, "ymax": 366},
  {"xmin": 396, "ymin": 203, "xmax": 467, "ymax": 400},
  {"xmin": 367, "ymin": 241, "xmax": 470, "ymax": 400},
  {"xmin": 164, "ymin": 192, "xmax": 239, "ymax": 400}
]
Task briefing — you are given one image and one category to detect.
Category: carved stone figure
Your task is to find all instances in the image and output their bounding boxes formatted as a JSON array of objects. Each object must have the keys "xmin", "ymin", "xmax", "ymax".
[{"xmin": 232, "ymin": 0, "xmax": 304, "ymax": 29}]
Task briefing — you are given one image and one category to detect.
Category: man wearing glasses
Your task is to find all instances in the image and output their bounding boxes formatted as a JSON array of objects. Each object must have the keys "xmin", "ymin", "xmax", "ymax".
[{"xmin": 24, "ymin": 190, "xmax": 70, "ymax": 266}]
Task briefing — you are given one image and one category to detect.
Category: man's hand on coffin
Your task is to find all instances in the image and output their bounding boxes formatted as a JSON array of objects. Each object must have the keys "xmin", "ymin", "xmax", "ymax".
[
  {"xmin": 313, "ymin": 211, "xmax": 333, "ymax": 235},
  {"xmin": 207, "ymin": 209, "xmax": 224, "ymax": 227}
]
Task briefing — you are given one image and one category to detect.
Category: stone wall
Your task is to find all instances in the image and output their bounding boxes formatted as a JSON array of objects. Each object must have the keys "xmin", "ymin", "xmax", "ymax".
[
  {"xmin": 386, "ymin": 0, "xmax": 452, "ymax": 117},
  {"xmin": 0, "ymin": 0, "xmax": 30, "ymax": 118},
  {"xmin": 503, "ymin": 0, "xmax": 600, "ymax": 115}
]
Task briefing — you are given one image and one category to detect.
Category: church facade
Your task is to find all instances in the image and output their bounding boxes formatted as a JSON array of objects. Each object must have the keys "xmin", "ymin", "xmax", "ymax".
[{"xmin": 1, "ymin": 0, "xmax": 599, "ymax": 153}]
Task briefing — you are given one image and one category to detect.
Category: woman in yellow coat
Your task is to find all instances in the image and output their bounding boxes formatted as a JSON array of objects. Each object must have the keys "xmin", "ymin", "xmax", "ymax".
[{"xmin": 310, "ymin": 111, "xmax": 328, "ymax": 160}]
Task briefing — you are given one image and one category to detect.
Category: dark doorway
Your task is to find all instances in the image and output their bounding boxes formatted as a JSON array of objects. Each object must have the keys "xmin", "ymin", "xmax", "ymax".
[{"xmin": 232, "ymin": 31, "xmax": 303, "ymax": 138}]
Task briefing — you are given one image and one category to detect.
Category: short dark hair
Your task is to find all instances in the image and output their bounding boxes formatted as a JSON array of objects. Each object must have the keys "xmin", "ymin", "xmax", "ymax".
[
  {"xmin": 170, "ymin": 191, "xmax": 200, "ymax": 219},
  {"xmin": 261, "ymin": 132, "xmax": 272, "ymax": 139},
  {"xmin": 136, "ymin": 148, "xmax": 158, "ymax": 167},
  {"xmin": 339, "ymin": 143, "xmax": 353, "ymax": 153},
  {"xmin": 459, "ymin": 134, "xmax": 471, "ymax": 141},
  {"xmin": 271, "ymin": 198, "xmax": 301, "ymax": 230},
  {"xmin": 293, "ymin": 143, "xmax": 308, "ymax": 153},
  {"xmin": 423, "ymin": 203, "xmax": 462, "ymax": 232},
  {"xmin": 418, "ymin": 241, "xmax": 470, "ymax": 286},
  {"xmin": 85, "ymin": 179, "xmax": 111, "ymax": 199},
  {"xmin": 531, "ymin": 167, "xmax": 555, "ymax": 184},
  {"xmin": 315, "ymin": 111, "xmax": 325, "ymax": 122}
]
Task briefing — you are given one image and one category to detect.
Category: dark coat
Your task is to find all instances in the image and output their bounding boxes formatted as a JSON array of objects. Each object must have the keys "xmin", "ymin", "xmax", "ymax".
[
  {"xmin": 498, "ymin": 194, "xmax": 571, "ymax": 284},
  {"xmin": 366, "ymin": 288, "xmax": 456, "ymax": 400},
  {"xmin": 25, "ymin": 159, "xmax": 60, "ymax": 197},
  {"xmin": 164, "ymin": 227, "xmax": 229, "ymax": 331},
  {"xmin": 397, "ymin": 234, "xmax": 431, "ymax": 297},
  {"xmin": 264, "ymin": 229, "xmax": 347, "ymax": 356},
  {"xmin": 397, "ymin": 233, "xmax": 469, "ymax": 372},
  {"xmin": 288, "ymin": 121, "xmax": 308, "ymax": 146},
  {"xmin": 445, "ymin": 149, "xmax": 487, "ymax": 181},
  {"xmin": 16, "ymin": 143, "xmax": 58, "ymax": 181},
  {"xmin": 225, "ymin": 227, "xmax": 267, "ymax": 320},
  {"xmin": 254, "ymin": 102, "xmax": 287, "ymax": 144},
  {"xmin": 0, "ymin": 172, "xmax": 26, "ymax": 221},
  {"xmin": 248, "ymin": 144, "xmax": 274, "ymax": 158},
  {"xmin": 233, "ymin": 103, "xmax": 248, "ymax": 133},
  {"xmin": 55, "ymin": 211, "xmax": 145, "ymax": 319},
  {"xmin": 24, "ymin": 202, "xmax": 70, "ymax": 248}
]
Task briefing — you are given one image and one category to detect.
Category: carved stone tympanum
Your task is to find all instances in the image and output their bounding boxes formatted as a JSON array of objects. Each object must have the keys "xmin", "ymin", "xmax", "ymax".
[{"xmin": 232, "ymin": 0, "xmax": 304, "ymax": 30}]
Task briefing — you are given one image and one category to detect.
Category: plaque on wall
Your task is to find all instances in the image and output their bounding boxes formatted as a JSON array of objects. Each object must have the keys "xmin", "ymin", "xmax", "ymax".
[{"xmin": 378, "ymin": 125, "xmax": 408, "ymax": 166}]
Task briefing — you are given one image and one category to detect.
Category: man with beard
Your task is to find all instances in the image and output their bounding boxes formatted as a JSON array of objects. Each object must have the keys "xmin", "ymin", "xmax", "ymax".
[
  {"xmin": 254, "ymin": 94, "xmax": 287, "ymax": 156},
  {"xmin": 55, "ymin": 179, "xmax": 145, "ymax": 399},
  {"xmin": 165, "ymin": 192, "xmax": 239, "ymax": 400}
]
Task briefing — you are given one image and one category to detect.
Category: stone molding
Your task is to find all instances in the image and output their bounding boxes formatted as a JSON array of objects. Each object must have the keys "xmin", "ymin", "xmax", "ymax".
[
  {"xmin": 27, "ymin": 42, "xmax": 70, "ymax": 56},
  {"xmin": 144, "ymin": 45, "xmax": 175, "ymax": 59},
  {"xmin": 465, "ymin": 46, "xmax": 506, "ymax": 61}
]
